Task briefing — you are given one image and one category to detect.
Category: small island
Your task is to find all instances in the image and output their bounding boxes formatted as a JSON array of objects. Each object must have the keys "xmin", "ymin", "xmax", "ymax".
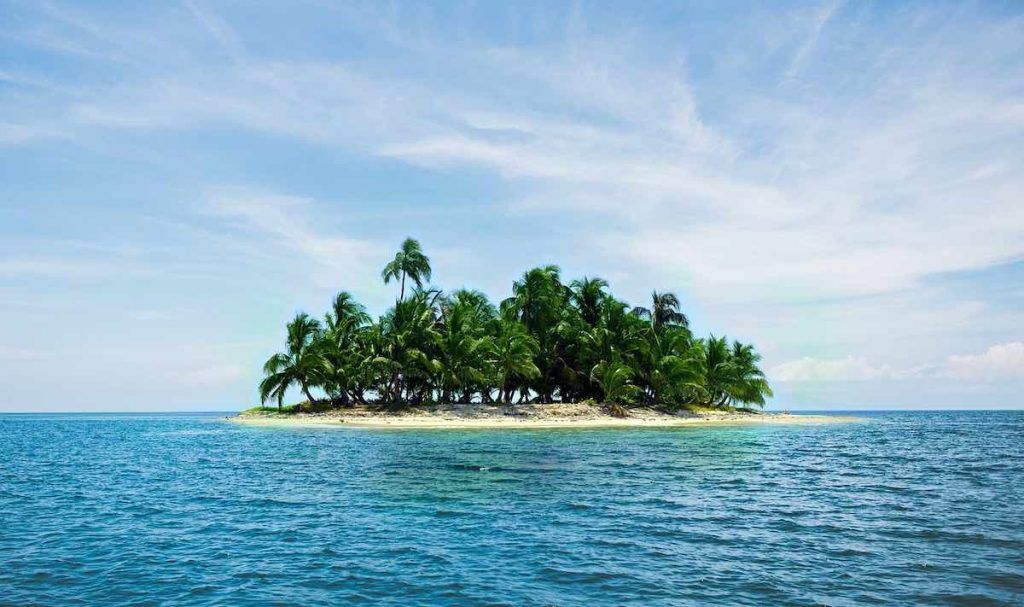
[{"xmin": 235, "ymin": 237, "xmax": 848, "ymax": 428}]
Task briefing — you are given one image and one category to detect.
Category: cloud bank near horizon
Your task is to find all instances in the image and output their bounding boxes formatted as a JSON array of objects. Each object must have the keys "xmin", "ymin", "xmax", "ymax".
[{"xmin": 772, "ymin": 342, "xmax": 1024, "ymax": 382}]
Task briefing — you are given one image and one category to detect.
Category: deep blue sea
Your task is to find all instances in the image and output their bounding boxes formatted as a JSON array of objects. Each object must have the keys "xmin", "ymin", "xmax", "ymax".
[{"xmin": 1, "ymin": 411, "xmax": 1022, "ymax": 606}]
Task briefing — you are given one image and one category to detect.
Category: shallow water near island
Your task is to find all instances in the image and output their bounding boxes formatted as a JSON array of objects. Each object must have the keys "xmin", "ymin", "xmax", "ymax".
[{"xmin": 1, "ymin": 411, "xmax": 1022, "ymax": 606}]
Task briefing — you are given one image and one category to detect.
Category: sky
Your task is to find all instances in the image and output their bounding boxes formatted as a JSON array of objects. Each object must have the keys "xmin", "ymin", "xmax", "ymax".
[{"xmin": 1, "ymin": 1, "xmax": 1023, "ymax": 411}]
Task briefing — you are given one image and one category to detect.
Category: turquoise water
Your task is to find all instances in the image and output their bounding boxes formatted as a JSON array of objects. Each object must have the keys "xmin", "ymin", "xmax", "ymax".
[{"xmin": 1, "ymin": 412, "xmax": 1022, "ymax": 606}]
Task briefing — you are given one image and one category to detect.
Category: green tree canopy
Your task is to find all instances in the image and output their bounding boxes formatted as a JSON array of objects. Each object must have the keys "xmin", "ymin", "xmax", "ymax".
[
  {"xmin": 381, "ymin": 237, "xmax": 432, "ymax": 301},
  {"xmin": 258, "ymin": 239, "xmax": 772, "ymax": 412}
]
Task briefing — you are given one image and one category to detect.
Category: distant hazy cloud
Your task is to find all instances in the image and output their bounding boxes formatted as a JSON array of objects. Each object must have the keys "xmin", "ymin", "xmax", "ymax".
[
  {"xmin": 773, "ymin": 342, "xmax": 1024, "ymax": 382},
  {"xmin": 169, "ymin": 363, "xmax": 248, "ymax": 388},
  {"xmin": 0, "ymin": 346, "xmax": 47, "ymax": 361},
  {"xmin": 771, "ymin": 356, "xmax": 899, "ymax": 382},
  {"xmin": 945, "ymin": 342, "xmax": 1024, "ymax": 380}
]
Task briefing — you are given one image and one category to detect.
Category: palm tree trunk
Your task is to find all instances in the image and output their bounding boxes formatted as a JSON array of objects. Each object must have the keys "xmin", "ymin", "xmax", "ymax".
[
  {"xmin": 302, "ymin": 384, "xmax": 316, "ymax": 405},
  {"xmin": 390, "ymin": 371, "xmax": 400, "ymax": 404},
  {"xmin": 400, "ymin": 272, "xmax": 406, "ymax": 301}
]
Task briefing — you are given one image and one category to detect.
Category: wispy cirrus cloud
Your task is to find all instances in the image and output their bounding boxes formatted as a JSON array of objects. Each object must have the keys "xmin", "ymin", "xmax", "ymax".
[
  {"xmin": 182, "ymin": 0, "xmax": 247, "ymax": 65},
  {"xmin": 784, "ymin": 1, "xmax": 843, "ymax": 80},
  {"xmin": 47, "ymin": 1, "xmax": 1012, "ymax": 307},
  {"xmin": 1, "ymin": 1, "xmax": 1022, "ymax": 409},
  {"xmin": 0, "ymin": 257, "xmax": 129, "ymax": 278},
  {"xmin": 6, "ymin": 2, "xmax": 1021, "ymax": 308},
  {"xmin": 205, "ymin": 188, "xmax": 385, "ymax": 290}
]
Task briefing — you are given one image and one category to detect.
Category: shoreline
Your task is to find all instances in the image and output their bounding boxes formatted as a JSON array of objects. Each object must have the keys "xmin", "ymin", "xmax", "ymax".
[{"xmin": 228, "ymin": 402, "xmax": 860, "ymax": 429}]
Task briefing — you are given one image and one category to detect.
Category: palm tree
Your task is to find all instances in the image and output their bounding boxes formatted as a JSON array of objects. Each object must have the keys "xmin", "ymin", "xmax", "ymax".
[
  {"xmin": 255, "ymin": 239, "xmax": 773, "ymax": 413},
  {"xmin": 321, "ymin": 292, "xmax": 370, "ymax": 406},
  {"xmin": 695, "ymin": 336, "xmax": 772, "ymax": 408},
  {"xmin": 501, "ymin": 266, "xmax": 565, "ymax": 330},
  {"xmin": 590, "ymin": 360, "xmax": 641, "ymax": 405},
  {"xmin": 501, "ymin": 266, "xmax": 567, "ymax": 402},
  {"xmin": 374, "ymin": 289, "xmax": 442, "ymax": 403},
  {"xmin": 631, "ymin": 322, "xmax": 698, "ymax": 406},
  {"xmin": 724, "ymin": 340, "xmax": 773, "ymax": 408},
  {"xmin": 447, "ymin": 288, "xmax": 497, "ymax": 326},
  {"xmin": 325, "ymin": 291, "xmax": 371, "ymax": 333},
  {"xmin": 569, "ymin": 276, "xmax": 609, "ymax": 327},
  {"xmin": 486, "ymin": 319, "xmax": 540, "ymax": 404},
  {"xmin": 436, "ymin": 293, "xmax": 489, "ymax": 402},
  {"xmin": 381, "ymin": 237, "xmax": 432, "ymax": 301},
  {"xmin": 571, "ymin": 305, "xmax": 624, "ymax": 395},
  {"xmin": 259, "ymin": 313, "xmax": 326, "ymax": 410},
  {"xmin": 632, "ymin": 291, "xmax": 688, "ymax": 331}
]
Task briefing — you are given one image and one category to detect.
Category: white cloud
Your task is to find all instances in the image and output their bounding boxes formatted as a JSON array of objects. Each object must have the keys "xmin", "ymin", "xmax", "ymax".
[
  {"xmin": 0, "ymin": 258, "xmax": 125, "ymax": 278},
  {"xmin": 784, "ymin": 1, "xmax": 842, "ymax": 80},
  {"xmin": 128, "ymin": 309, "xmax": 172, "ymax": 321},
  {"xmin": 945, "ymin": 342, "xmax": 1024, "ymax": 380},
  {"xmin": 771, "ymin": 356, "xmax": 898, "ymax": 381},
  {"xmin": 170, "ymin": 363, "xmax": 247, "ymax": 388},
  {"xmin": 0, "ymin": 346, "xmax": 46, "ymax": 361},
  {"xmin": 2, "ymin": 2, "xmax": 1023, "ymax": 409},
  {"xmin": 0, "ymin": 122, "xmax": 66, "ymax": 144},
  {"xmin": 0, "ymin": 338, "xmax": 263, "ymax": 410},
  {"xmin": 205, "ymin": 188, "xmax": 385, "ymax": 290},
  {"xmin": 183, "ymin": 0, "xmax": 247, "ymax": 65},
  {"xmin": 773, "ymin": 342, "xmax": 1024, "ymax": 382},
  {"xmin": 5, "ymin": 4, "xmax": 1021, "ymax": 310}
]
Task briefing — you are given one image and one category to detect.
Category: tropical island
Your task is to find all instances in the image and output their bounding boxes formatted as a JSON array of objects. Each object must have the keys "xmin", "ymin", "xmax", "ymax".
[{"xmin": 236, "ymin": 238, "xmax": 846, "ymax": 428}]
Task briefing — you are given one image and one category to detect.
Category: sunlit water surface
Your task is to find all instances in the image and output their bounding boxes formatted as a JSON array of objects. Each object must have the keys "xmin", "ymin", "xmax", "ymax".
[{"xmin": 1, "ymin": 411, "xmax": 1022, "ymax": 606}]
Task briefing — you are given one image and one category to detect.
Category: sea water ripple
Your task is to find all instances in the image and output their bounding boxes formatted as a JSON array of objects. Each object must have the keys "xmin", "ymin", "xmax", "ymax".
[{"xmin": 0, "ymin": 411, "xmax": 1022, "ymax": 606}]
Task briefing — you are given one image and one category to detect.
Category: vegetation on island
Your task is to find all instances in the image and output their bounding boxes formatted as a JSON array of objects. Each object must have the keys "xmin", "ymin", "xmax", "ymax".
[{"xmin": 257, "ymin": 238, "xmax": 772, "ymax": 414}]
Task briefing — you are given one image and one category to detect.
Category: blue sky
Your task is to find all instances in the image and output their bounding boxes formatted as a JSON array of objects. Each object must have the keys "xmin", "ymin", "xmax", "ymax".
[{"xmin": 1, "ymin": 1, "xmax": 1022, "ymax": 411}]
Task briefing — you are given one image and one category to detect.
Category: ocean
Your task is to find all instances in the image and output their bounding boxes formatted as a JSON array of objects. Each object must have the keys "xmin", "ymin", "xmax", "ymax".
[{"xmin": 1, "ymin": 411, "xmax": 1021, "ymax": 606}]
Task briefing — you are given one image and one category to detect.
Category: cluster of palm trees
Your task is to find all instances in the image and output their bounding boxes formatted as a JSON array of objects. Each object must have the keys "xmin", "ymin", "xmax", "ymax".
[{"xmin": 258, "ymin": 238, "xmax": 772, "ymax": 411}]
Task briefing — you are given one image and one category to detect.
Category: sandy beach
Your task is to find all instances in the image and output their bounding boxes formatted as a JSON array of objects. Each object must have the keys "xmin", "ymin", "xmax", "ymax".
[{"xmin": 229, "ymin": 402, "xmax": 859, "ymax": 429}]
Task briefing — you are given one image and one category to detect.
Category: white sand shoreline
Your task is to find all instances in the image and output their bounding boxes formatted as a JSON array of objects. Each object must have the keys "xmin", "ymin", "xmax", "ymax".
[{"xmin": 227, "ymin": 403, "xmax": 860, "ymax": 430}]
